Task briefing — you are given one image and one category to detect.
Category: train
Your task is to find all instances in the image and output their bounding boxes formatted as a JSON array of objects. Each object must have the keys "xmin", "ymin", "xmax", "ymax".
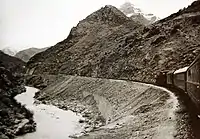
[{"xmin": 156, "ymin": 54, "xmax": 200, "ymax": 111}]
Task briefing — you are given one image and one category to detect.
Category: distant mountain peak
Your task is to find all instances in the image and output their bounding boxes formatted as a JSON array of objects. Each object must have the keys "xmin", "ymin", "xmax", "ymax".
[
  {"xmin": 80, "ymin": 5, "xmax": 131, "ymax": 25},
  {"xmin": 1, "ymin": 47, "xmax": 17, "ymax": 56},
  {"xmin": 119, "ymin": 2, "xmax": 160, "ymax": 25},
  {"xmin": 0, "ymin": 50, "xmax": 25, "ymax": 73},
  {"xmin": 120, "ymin": 2, "xmax": 141, "ymax": 16},
  {"xmin": 67, "ymin": 4, "xmax": 139, "ymax": 38},
  {"xmin": 15, "ymin": 47, "xmax": 48, "ymax": 62}
]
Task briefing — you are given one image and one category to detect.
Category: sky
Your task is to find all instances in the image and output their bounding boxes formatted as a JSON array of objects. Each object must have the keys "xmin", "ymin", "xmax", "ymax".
[{"xmin": 0, "ymin": 0, "xmax": 195, "ymax": 51}]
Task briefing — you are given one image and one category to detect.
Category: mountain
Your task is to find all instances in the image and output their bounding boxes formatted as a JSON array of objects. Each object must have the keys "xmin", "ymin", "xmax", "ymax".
[
  {"xmin": 119, "ymin": 2, "xmax": 160, "ymax": 25},
  {"xmin": 27, "ymin": 5, "xmax": 143, "ymax": 75},
  {"xmin": 27, "ymin": 1, "xmax": 200, "ymax": 83},
  {"xmin": 0, "ymin": 51, "xmax": 25, "ymax": 73},
  {"xmin": 1, "ymin": 47, "xmax": 17, "ymax": 56},
  {"xmin": 15, "ymin": 47, "xmax": 48, "ymax": 62}
]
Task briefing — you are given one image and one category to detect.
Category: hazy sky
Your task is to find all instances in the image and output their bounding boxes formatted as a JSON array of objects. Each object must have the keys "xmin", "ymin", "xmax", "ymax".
[{"xmin": 0, "ymin": 0, "xmax": 195, "ymax": 51}]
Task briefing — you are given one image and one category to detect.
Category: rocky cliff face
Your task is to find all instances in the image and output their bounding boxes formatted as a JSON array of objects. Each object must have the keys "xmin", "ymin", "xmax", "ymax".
[
  {"xmin": 15, "ymin": 47, "xmax": 48, "ymax": 62},
  {"xmin": 0, "ymin": 52, "xmax": 35, "ymax": 138},
  {"xmin": 27, "ymin": 1, "xmax": 200, "ymax": 83},
  {"xmin": 119, "ymin": 2, "xmax": 159, "ymax": 25}
]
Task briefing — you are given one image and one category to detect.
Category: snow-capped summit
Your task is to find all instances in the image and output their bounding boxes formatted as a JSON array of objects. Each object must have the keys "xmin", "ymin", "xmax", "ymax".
[
  {"xmin": 119, "ymin": 2, "xmax": 160, "ymax": 25},
  {"xmin": 119, "ymin": 2, "xmax": 141, "ymax": 16},
  {"xmin": 1, "ymin": 47, "xmax": 17, "ymax": 56}
]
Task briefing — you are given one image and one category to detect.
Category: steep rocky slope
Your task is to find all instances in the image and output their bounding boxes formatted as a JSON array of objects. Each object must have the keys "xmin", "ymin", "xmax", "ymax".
[
  {"xmin": 0, "ymin": 51, "xmax": 25, "ymax": 73},
  {"xmin": 0, "ymin": 65, "xmax": 35, "ymax": 138},
  {"xmin": 27, "ymin": 1, "xmax": 200, "ymax": 83},
  {"xmin": 119, "ymin": 2, "xmax": 159, "ymax": 25},
  {"xmin": 27, "ymin": 5, "xmax": 143, "ymax": 76},
  {"xmin": 15, "ymin": 47, "xmax": 48, "ymax": 62}
]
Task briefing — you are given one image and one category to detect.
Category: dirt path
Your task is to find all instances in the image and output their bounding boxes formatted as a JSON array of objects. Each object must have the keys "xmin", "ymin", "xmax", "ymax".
[{"xmin": 32, "ymin": 75, "xmax": 194, "ymax": 139}]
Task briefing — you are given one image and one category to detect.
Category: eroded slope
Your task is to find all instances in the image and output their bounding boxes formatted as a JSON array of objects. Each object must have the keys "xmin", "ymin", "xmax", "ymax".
[{"xmin": 32, "ymin": 75, "xmax": 193, "ymax": 139}]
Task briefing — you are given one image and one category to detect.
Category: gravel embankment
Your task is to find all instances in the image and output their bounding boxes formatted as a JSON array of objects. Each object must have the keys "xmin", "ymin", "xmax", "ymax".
[{"xmin": 30, "ymin": 75, "xmax": 195, "ymax": 139}]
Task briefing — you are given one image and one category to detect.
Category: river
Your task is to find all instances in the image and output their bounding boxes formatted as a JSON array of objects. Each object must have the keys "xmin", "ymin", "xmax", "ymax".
[{"xmin": 15, "ymin": 86, "xmax": 84, "ymax": 139}]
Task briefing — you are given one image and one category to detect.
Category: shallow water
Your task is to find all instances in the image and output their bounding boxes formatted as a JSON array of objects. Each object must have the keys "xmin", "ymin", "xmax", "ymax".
[{"xmin": 15, "ymin": 86, "xmax": 84, "ymax": 139}]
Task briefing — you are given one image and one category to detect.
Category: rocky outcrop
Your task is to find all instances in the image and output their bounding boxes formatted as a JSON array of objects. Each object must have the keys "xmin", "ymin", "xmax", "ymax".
[
  {"xmin": 0, "ymin": 51, "xmax": 25, "ymax": 73},
  {"xmin": 27, "ymin": 1, "xmax": 200, "ymax": 83},
  {"xmin": 15, "ymin": 47, "xmax": 48, "ymax": 62}
]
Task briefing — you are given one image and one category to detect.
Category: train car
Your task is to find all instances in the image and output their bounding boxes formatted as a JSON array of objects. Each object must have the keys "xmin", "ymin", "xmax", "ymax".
[
  {"xmin": 186, "ymin": 55, "xmax": 200, "ymax": 109},
  {"xmin": 156, "ymin": 71, "xmax": 168, "ymax": 86},
  {"xmin": 173, "ymin": 67, "xmax": 189, "ymax": 92},
  {"xmin": 167, "ymin": 70, "xmax": 175, "ymax": 85}
]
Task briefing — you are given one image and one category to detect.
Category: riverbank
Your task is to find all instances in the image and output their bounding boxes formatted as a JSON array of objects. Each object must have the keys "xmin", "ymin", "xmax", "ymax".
[
  {"xmin": 15, "ymin": 86, "xmax": 85, "ymax": 139},
  {"xmin": 30, "ymin": 75, "xmax": 194, "ymax": 139},
  {"xmin": 0, "ymin": 67, "xmax": 35, "ymax": 139}
]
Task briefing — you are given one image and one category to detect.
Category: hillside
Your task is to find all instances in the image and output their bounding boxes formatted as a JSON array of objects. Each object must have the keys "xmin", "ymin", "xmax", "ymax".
[
  {"xmin": 27, "ymin": 5, "xmax": 143, "ymax": 76},
  {"xmin": 27, "ymin": 1, "xmax": 200, "ymax": 83},
  {"xmin": 15, "ymin": 47, "xmax": 48, "ymax": 62},
  {"xmin": 0, "ymin": 61, "xmax": 35, "ymax": 138},
  {"xmin": 0, "ymin": 51, "xmax": 25, "ymax": 73}
]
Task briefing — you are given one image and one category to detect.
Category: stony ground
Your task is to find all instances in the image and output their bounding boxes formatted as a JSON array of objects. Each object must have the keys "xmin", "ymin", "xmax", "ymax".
[{"xmin": 29, "ymin": 75, "xmax": 197, "ymax": 139}]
